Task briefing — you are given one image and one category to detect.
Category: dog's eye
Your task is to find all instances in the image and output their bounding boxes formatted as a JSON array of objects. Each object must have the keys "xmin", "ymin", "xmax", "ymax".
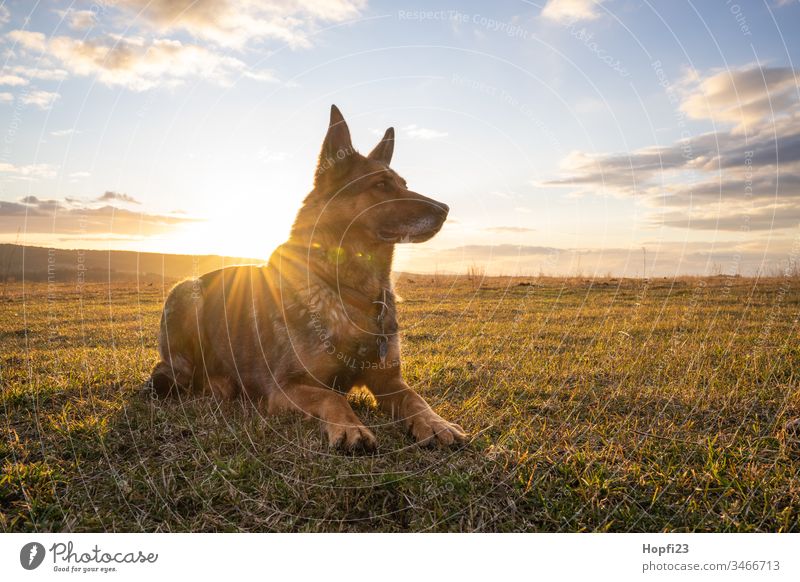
[{"xmin": 375, "ymin": 181, "xmax": 387, "ymax": 190}]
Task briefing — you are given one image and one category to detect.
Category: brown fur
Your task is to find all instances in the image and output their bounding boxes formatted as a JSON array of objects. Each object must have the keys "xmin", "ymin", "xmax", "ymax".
[{"xmin": 149, "ymin": 105, "xmax": 467, "ymax": 452}]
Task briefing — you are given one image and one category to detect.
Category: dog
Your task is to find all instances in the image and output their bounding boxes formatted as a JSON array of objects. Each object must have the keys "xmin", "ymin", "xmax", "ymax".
[{"xmin": 149, "ymin": 105, "xmax": 467, "ymax": 452}]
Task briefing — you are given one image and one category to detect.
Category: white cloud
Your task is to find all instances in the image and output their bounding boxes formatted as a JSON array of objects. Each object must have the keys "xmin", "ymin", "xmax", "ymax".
[
  {"xmin": 20, "ymin": 89, "xmax": 60, "ymax": 110},
  {"xmin": 7, "ymin": 30, "xmax": 47, "ymax": 52},
  {"xmin": 680, "ymin": 65, "xmax": 798, "ymax": 131},
  {"xmin": 97, "ymin": 191, "xmax": 140, "ymax": 204},
  {"xmin": 9, "ymin": 32, "xmax": 279, "ymax": 90},
  {"xmin": 541, "ymin": 0, "xmax": 604, "ymax": 23},
  {"xmin": 541, "ymin": 65, "xmax": 800, "ymax": 232},
  {"xmin": 0, "ymin": 162, "xmax": 58, "ymax": 180},
  {"xmin": 0, "ymin": 92, "xmax": 13, "ymax": 103},
  {"xmin": 0, "ymin": 195, "xmax": 199, "ymax": 238},
  {"xmin": 62, "ymin": 9, "xmax": 98, "ymax": 31},
  {"xmin": 114, "ymin": 0, "xmax": 366, "ymax": 48},
  {"xmin": 0, "ymin": 73, "xmax": 28, "ymax": 86},
  {"xmin": 10, "ymin": 65, "xmax": 70, "ymax": 81},
  {"xmin": 402, "ymin": 124, "xmax": 448, "ymax": 140},
  {"xmin": 4, "ymin": 0, "xmax": 349, "ymax": 89},
  {"xmin": 0, "ymin": 6, "xmax": 10, "ymax": 27}
]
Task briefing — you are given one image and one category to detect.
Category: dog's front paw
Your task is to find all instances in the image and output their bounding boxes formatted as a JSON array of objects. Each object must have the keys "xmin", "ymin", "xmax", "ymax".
[
  {"xmin": 408, "ymin": 410, "xmax": 467, "ymax": 447},
  {"xmin": 325, "ymin": 422, "xmax": 378, "ymax": 454}
]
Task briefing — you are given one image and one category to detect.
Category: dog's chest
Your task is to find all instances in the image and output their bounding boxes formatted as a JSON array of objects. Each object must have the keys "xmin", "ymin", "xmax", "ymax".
[
  {"xmin": 295, "ymin": 284, "xmax": 392, "ymax": 367},
  {"xmin": 306, "ymin": 286, "xmax": 353, "ymax": 335}
]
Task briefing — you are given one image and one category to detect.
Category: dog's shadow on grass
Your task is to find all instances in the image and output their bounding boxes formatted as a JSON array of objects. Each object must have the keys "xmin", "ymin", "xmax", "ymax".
[{"xmin": 64, "ymin": 381, "xmax": 520, "ymax": 532}]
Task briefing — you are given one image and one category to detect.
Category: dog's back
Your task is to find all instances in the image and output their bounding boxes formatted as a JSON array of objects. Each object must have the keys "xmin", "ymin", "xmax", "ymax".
[{"xmin": 151, "ymin": 265, "xmax": 277, "ymax": 401}]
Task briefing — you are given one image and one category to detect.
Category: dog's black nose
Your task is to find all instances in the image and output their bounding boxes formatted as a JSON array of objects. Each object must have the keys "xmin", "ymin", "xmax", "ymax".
[{"xmin": 436, "ymin": 201, "xmax": 449, "ymax": 216}]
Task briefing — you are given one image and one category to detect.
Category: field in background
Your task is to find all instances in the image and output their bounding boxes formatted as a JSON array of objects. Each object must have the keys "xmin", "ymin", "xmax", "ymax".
[{"xmin": 1, "ymin": 275, "xmax": 799, "ymax": 532}]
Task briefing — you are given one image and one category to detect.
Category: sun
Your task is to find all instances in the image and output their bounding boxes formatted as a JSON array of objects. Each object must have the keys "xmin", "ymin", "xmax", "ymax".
[{"xmin": 150, "ymin": 201, "xmax": 293, "ymax": 259}]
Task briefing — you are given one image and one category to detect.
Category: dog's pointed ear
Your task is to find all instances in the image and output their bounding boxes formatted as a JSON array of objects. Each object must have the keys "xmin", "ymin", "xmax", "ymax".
[
  {"xmin": 326, "ymin": 105, "xmax": 352, "ymax": 153},
  {"xmin": 367, "ymin": 127, "xmax": 395, "ymax": 165},
  {"xmin": 316, "ymin": 105, "xmax": 354, "ymax": 183}
]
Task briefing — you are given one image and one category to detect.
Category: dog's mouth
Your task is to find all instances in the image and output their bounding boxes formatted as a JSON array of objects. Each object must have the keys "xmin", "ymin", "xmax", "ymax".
[
  {"xmin": 377, "ymin": 224, "xmax": 443, "ymax": 243},
  {"xmin": 377, "ymin": 214, "xmax": 446, "ymax": 244},
  {"xmin": 377, "ymin": 229, "xmax": 410, "ymax": 243}
]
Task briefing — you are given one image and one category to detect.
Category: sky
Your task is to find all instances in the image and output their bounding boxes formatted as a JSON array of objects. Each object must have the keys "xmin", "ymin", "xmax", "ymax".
[{"xmin": 1, "ymin": 0, "xmax": 799, "ymax": 276}]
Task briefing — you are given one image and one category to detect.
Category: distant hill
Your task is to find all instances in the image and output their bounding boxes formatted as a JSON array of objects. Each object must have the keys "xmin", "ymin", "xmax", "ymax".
[{"xmin": 0, "ymin": 244, "xmax": 265, "ymax": 283}]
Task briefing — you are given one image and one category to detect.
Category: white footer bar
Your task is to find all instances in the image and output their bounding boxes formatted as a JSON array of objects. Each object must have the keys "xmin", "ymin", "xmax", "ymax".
[{"xmin": 2, "ymin": 533, "xmax": 797, "ymax": 581}]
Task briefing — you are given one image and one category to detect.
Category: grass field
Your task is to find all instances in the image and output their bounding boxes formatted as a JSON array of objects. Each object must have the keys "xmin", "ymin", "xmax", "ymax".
[{"xmin": 2, "ymin": 275, "xmax": 799, "ymax": 532}]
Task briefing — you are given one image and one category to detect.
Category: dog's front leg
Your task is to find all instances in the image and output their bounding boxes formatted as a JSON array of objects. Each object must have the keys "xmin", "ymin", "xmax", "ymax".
[
  {"xmin": 367, "ymin": 374, "xmax": 467, "ymax": 447},
  {"xmin": 266, "ymin": 383, "xmax": 377, "ymax": 453}
]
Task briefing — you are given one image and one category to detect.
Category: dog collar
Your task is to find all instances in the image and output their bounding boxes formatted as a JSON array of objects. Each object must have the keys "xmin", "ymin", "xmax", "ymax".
[
  {"xmin": 374, "ymin": 288, "xmax": 389, "ymax": 364},
  {"xmin": 277, "ymin": 241, "xmax": 392, "ymax": 363}
]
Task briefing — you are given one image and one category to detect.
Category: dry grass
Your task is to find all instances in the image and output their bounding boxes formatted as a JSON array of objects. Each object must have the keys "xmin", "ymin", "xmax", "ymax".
[{"xmin": 1, "ymin": 275, "xmax": 800, "ymax": 531}]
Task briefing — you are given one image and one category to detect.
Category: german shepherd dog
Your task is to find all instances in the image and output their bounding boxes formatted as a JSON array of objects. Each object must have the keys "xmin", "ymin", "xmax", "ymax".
[{"xmin": 149, "ymin": 105, "xmax": 467, "ymax": 452}]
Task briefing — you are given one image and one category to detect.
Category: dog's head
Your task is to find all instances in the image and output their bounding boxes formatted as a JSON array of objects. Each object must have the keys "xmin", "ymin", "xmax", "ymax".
[{"xmin": 293, "ymin": 105, "xmax": 449, "ymax": 245}]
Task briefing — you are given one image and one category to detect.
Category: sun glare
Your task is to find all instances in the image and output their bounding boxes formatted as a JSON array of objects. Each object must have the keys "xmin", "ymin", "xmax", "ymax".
[{"xmin": 166, "ymin": 203, "xmax": 292, "ymax": 259}]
